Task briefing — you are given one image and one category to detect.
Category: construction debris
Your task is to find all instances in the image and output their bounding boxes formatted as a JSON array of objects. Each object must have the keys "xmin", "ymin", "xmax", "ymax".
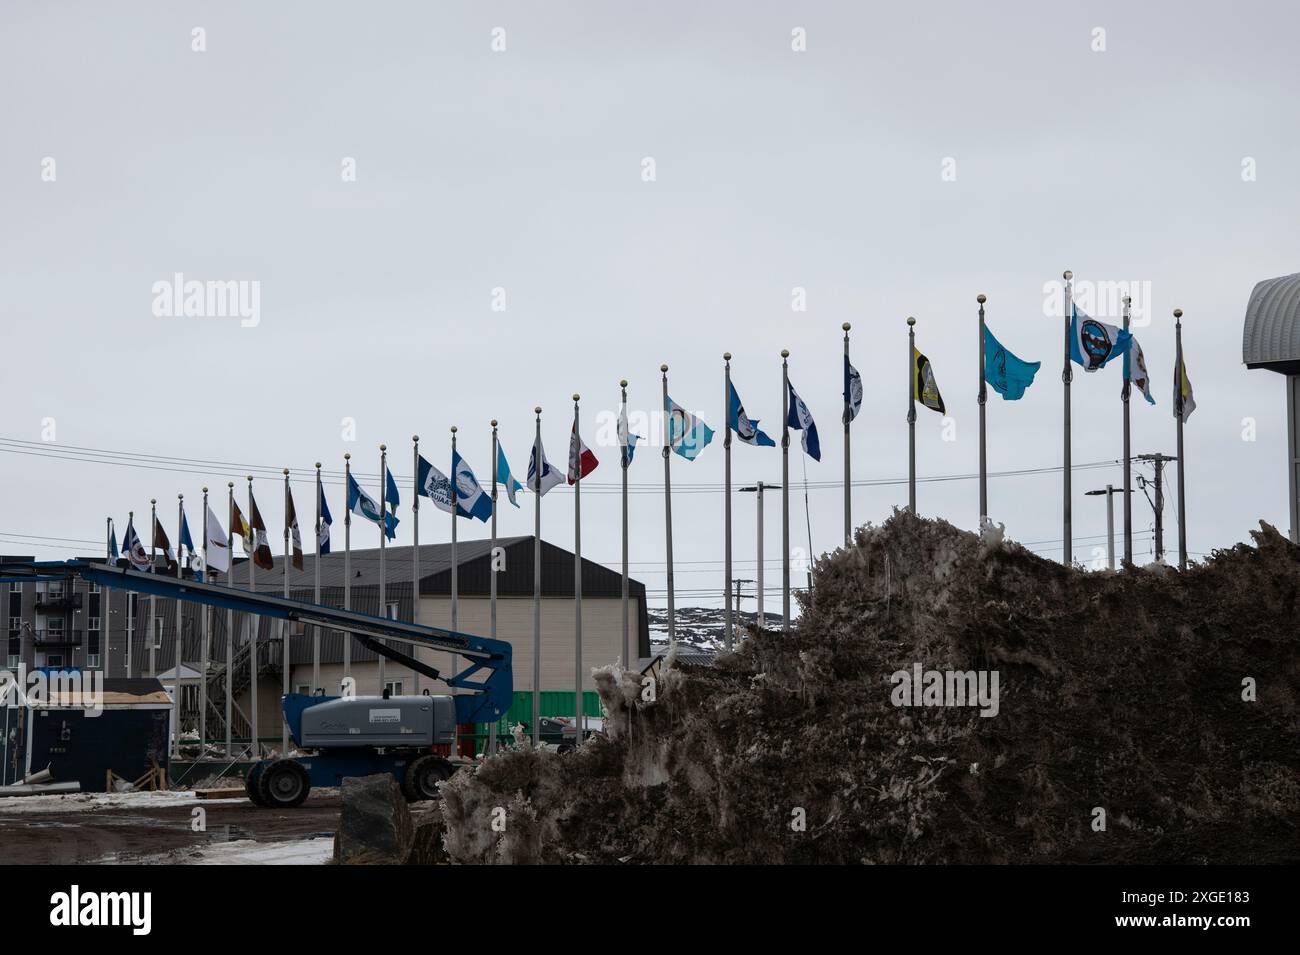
[
  {"xmin": 439, "ymin": 511, "xmax": 1300, "ymax": 864},
  {"xmin": 333, "ymin": 774, "xmax": 448, "ymax": 865}
]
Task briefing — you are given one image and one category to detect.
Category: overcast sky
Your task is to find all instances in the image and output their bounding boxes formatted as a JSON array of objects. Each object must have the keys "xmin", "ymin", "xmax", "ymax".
[{"xmin": 2, "ymin": 1, "xmax": 1297, "ymax": 608}]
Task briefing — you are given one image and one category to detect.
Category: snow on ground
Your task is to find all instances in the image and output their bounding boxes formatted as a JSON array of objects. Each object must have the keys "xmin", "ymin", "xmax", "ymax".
[
  {"xmin": 0, "ymin": 789, "xmax": 246, "ymax": 814},
  {"xmin": 182, "ymin": 837, "xmax": 334, "ymax": 865}
]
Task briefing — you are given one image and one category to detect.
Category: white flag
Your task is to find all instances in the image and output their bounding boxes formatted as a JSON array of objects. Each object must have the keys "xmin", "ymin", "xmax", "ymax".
[
  {"xmin": 527, "ymin": 433, "xmax": 565, "ymax": 496},
  {"xmin": 204, "ymin": 505, "xmax": 230, "ymax": 574}
]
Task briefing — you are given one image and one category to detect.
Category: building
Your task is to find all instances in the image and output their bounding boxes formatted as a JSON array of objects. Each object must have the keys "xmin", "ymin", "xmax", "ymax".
[
  {"xmin": 1243, "ymin": 270, "xmax": 1300, "ymax": 542},
  {"xmin": 2, "ymin": 538, "xmax": 649, "ymax": 745}
]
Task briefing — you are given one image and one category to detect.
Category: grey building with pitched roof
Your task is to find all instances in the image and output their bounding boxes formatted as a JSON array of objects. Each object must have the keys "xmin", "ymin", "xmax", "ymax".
[{"xmin": 1243, "ymin": 271, "xmax": 1300, "ymax": 540}]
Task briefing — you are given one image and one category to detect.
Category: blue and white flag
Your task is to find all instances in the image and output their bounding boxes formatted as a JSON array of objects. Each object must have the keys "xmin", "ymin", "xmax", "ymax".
[
  {"xmin": 496, "ymin": 444, "xmax": 524, "ymax": 508},
  {"xmin": 618, "ymin": 400, "xmax": 642, "ymax": 465},
  {"xmin": 122, "ymin": 518, "xmax": 151, "ymax": 571},
  {"xmin": 109, "ymin": 521, "xmax": 119, "ymax": 561},
  {"xmin": 384, "ymin": 467, "xmax": 401, "ymax": 510},
  {"xmin": 180, "ymin": 509, "xmax": 195, "ymax": 558},
  {"xmin": 527, "ymin": 433, "xmax": 565, "ymax": 496},
  {"xmin": 417, "ymin": 454, "xmax": 468, "ymax": 516},
  {"xmin": 318, "ymin": 481, "xmax": 333, "ymax": 554},
  {"xmin": 665, "ymin": 396, "xmax": 714, "ymax": 461},
  {"xmin": 786, "ymin": 380, "xmax": 821, "ymax": 461},
  {"xmin": 727, "ymin": 382, "xmax": 776, "ymax": 447},
  {"xmin": 348, "ymin": 471, "xmax": 398, "ymax": 540},
  {"xmin": 1126, "ymin": 336, "xmax": 1156, "ymax": 405},
  {"xmin": 1070, "ymin": 305, "xmax": 1131, "ymax": 372},
  {"xmin": 983, "ymin": 325, "xmax": 1040, "ymax": 400},
  {"xmin": 452, "ymin": 450, "xmax": 493, "ymax": 522},
  {"xmin": 844, "ymin": 356, "xmax": 863, "ymax": 424}
]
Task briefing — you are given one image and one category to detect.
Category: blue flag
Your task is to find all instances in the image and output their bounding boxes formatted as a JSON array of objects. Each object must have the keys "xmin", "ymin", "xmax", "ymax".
[
  {"xmin": 452, "ymin": 450, "xmax": 493, "ymax": 522},
  {"xmin": 727, "ymin": 382, "xmax": 775, "ymax": 447},
  {"xmin": 109, "ymin": 521, "xmax": 119, "ymax": 561},
  {"xmin": 1070, "ymin": 305, "xmax": 1131, "ymax": 372},
  {"xmin": 496, "ymin": 444, "xmax": 524, "ymax": 507},
  {"xmin": 618, "ymin": 400, "xmax": 642, "ymax": 465},
  {"xmin": 348, "ymin": 471, "xmax": 398, "ymax": 540},
  {"xmin": 318, "ymin": 481, "xmax": 333, "ymax": 555},
  {"xmin": 384, "ymin": 467, "xmax": 400, "ymax": 509},
  {"xmin": 180, "ymin": 510, "xmax": 194, "ymax": 555},
  {"xmin": 983, "ymin": 325, "xmax": 1040, "ymax": 400},
  {"xmin": 786, "ymin": 380, "xmax": 821, "ymax": 461},
  {"xmin": 665, "ymin": 396, "xmax": 714, "ymax": 460},
  {"xmin": 844, "ymin": 356, "xmax": 863, "ymax": 424}
]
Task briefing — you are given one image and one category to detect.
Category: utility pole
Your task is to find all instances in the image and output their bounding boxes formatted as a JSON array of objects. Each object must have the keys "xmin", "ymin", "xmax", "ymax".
[
  {"xmin": 1136, "ymin": 453, "xmax": 1178, "ymax": 562},
  {"xmin": 739, "ymin": 483, "xmax": 779, "ymax": 630},
  {"xmin": 1085, "ymin": 485, "xmax": 1133, "ymax": 570}
]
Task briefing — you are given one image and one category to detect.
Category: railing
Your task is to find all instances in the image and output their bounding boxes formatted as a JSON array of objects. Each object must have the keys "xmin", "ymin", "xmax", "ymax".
[
  {"xmin": 32, "ymin": 628, "xmax": 87, "ymax": 645},
  {"xmin": 34, "ymin": 593, "xmax": 82, "ymax": 611}
]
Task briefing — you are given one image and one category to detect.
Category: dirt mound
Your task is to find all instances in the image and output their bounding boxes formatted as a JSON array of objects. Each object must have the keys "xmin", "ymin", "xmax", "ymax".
[{"xmin": 441, "ymin": 511, "xmax": 1300, "ymax": 863}]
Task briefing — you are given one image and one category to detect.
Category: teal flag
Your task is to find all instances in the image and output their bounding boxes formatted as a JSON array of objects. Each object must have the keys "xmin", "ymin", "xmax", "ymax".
[{"xmin": 983, "ymin": 325, "xmax": 1040, "ymax": 400}]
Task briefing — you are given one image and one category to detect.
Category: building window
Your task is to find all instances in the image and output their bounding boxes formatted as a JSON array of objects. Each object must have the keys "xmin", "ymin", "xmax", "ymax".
[
  {"xmin": 7, "ymin": 617, "xmax": 20, "ymax": 632},
  {"xmin": 152, "ymin": 617, "xmax": 163, "ymax": 649},
  {"xmin": 47, "ymin": 580, "xmax": 64, "ymax": 597},
  {"xmin": 6, "ymin": 655, "xmax": 19, "ymax": 669},
  {"xmin": 386, "ymin": 602, "xmax": 399, "ymax": 620},
  {"xmin": 89, "ymin": 582, "xmax": 100, "ymax": 594},
  {"xmin": 87, "ymin": 630, "xmax": 100, "ymax": 655},
  {"xmin": 290, "ymin": 621, "xmax": 306, "ymax": 637},
  {"xmin": 384, "ymin": 680, "xmax": 403, "ymax": 696},
  {"xmin": 47, "ymin": 618, "xmax": 64, "ymax": 635},
  {"xmin": 45, "ymin": 654, "xmax": 64, "ymax": 668},
  {"xmin": 296, "ymin": 683, "xmax": 311, "ymax": 695},
  {"xmin": 86, "ymin": 654, "xmax": 101, "ymax": 668},
  {"xmin": 89, "ymin": 616, "xmax": 100, "ymax": 631},
  {"xmin": 8, "ymin": 581, "xmax": 21, "ymax": 592}
]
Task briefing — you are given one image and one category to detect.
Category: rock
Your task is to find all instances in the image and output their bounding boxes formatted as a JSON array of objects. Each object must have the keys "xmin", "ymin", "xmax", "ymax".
[
  {"xmin": 333, "ymin": 774, "xmax": 413, "ymax": 865},
  {"xmin": 405, "ymin": 805, "xmax": 450, "ymax": 865}
]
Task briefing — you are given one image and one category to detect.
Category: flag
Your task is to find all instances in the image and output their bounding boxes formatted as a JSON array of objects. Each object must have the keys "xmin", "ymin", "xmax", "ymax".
[
  {"xmin": 912, "ymin": 347, "xmax": 946, "ymax": 414},
  {"xmin": 567, "ymin": 422, "xmax": 600, "ymax": 484},
  {"xmin": 665, "ymin": 396, "xmax": 714, "ymax": 461},
  {"xmin": 1070, "ymin": 305, "xmax": 1131, "ymax": 372},
  {"xmin": 109, "ymin": 521, "xmax": 118, "ymax": 561},
  {"xmin": 527, "ymin": 433, "xmax": 565, "ymax": 495},
  {"xmin": 318, "ymin": 482, "xmax": 333, "ymax": 554},
  {"xmin": 1174, "ymin": 353, "xmax": 1196, "ymax": 421},
  {"xmin": 349, "ymin": 471, "xmax": 399, "ymax": 539},
  {"xmin": 1127, "ymin": 337, "xmax": 1156, "ymax": 405},
  {"xmin": 231, "ymin": 499, "xmax": 250, "ymax": 555},
  {"xmin": 385, "ymin": 467, "xmax": 401, "ymax": 510},
  {"xmin": 248, "ymin": 490, "xmax": 275, "ymax": 569},
  {"xmin": 204, "ymin": 505, "xmax": 230, "ymax": 574},
  {"xmin": 123, "ymin": 519, "xmax": 150, "ymax": 571},
  {"xmin": 727, "ymin": 382, "xmax": 776, "ymax": 447},
  {"xmin": 983, "ymin": 325, "xmax": 1040, "ymax": 400},
  {"xmin": 618, "ymin": 400, "xmax": 642, "ymax": 465},
  {"xmin": 153, "ymin": 516, "xmax": 176, "ymax": 572},
  {"xmin": 785, "ymin": 380, "xmax": 821, "ymax": 461},
  {"xmin": 180, "ymin": 509, "xmax": 195, "ymax": 558},
  {"xmin": 286, "ymin": 486, "xmax": 304, "ymax": 570},
  {"xmin": 452, "ymin": 450, "xmax": 493, "ymax": 521},
  {"xmin": 844, "ymin": 356, "xmax": 863, "ymax": 424},
  {"xmin": 417, "ymin": 455, "xmax": 467, "ymax": 516},
  {"xmin": 496, "ymin": 444, "xmax": 524, "ymax": 507}
]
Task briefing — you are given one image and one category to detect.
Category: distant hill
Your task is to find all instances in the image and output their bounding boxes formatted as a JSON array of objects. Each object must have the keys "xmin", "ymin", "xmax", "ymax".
[{"xmin": 647, "ymin": 606, "xmax": 784, "ymax": 654}]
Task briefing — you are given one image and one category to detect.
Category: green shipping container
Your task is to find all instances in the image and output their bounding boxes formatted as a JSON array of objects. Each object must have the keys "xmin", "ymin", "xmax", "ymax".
[{"xmin": 467, "ymin": 690, "xmax": 602, "ymax": 755}]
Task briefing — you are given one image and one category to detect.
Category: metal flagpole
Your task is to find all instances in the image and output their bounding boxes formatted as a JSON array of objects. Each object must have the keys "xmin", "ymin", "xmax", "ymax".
[
  {"xmin": 104, "ymin": 518, "xmax": 113, "ymax": 676},
  {"xmin": 572, "ymin": 394, "xmax": 584, "ymax": 736},
  {"xmin": 411, "ymin": 436, "xmax": 420, "ymax": 696},
  {"xmin": 1175, "ymin": 308, "xmax": 1187, "ymax": 571},
  {"xmin": 532, "ymin": 407, "xmax": 542, "ymax": 745},
  {"xmin": 246, "ymin": 476, "xmax": 258, "ymax": 758},
  {"xmin": 172, "ymin": 494, "xmax": 183, "ymax": 758},
  {"xmin": 619, "ymin": 381, "xmax": 630, "ymax": 670},
  {"xmin": 343, "ymin": 454, "xmax": 352, "ymax": 686},
  {"xmin": 281, "ymin": 469, "xmax": 291, "ymax": 754},
  {"xmin": 489, "ymin": 420, "xmax": 499, "ymax": 755},
  {"xmin": 757, "ymin": 483, "xmax": 765, "ymax": 625},
  {"xmin": 449, "ymin": 427, "xmax": 459, "ymax": 750},
  {"xmin": 1106, "ymin": 485, "xmax": 1116, "ymax": 570},
  {"xmin": 126, "ymin": 510, "xmax": 135, "ymax": 679},
  {"xmin": 313, "ymin": 463, "xmax": 322, "ymax": 694},
  {"xmin": 661, "ymin": 365, "xmax": 677, "ymax": 645},
  {"xmin": 843, "ymin": 323, "xmax": 852, "ymax": 545},
  {"xmin": 977, "ymin": 296, "xmax": 988, "ymax": 523},
  {"xmin": 907, "ymin": 320, "xmax": 917, "ymax": 512},
  {"xmin": 378, "ymin": 444, "xmax": 387, "ymax": 695},
  {"xmin": 149, "ymin": 498, "xmax": 157, "ymax": 677},
  {"xmin": 200, "ymin": 488, "xmax": 209, "ymax": 756},
  {"xmin": 781, "ymin": 350, "xmax": 791, "ymax": 633},
  {"xmin": 1122, "ymin": 295, "xmax": 1133, "ymax": 566},
  {"xmin": 1063, "ymin": 269, "xmax": 1074, "ymax": 566},
  {"xmin": 225, "ymin": 485, "xmax": 233, "ymax": 755},
  {"xmin": 723, "ymin": 353, "xmax": 733, "ymax": 652}
]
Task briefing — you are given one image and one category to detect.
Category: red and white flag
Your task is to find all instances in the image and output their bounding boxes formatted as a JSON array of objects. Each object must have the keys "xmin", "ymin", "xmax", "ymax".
[{"xmin": 567, "ymin": 422, "xmax": 599, "ymax": 484}]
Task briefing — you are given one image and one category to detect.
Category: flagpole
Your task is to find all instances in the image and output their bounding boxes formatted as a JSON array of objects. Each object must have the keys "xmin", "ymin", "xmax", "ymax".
[
  {"xmin": 411, "ymin": 436, "xmax": 420, "ymax": 696},
  {"xmin": 105, "ymin": 518, "xmax": 113, "ymax": 677},
  {"xmin": 200, "ymin": 487, "xmax": 209, "ymax": 755},
  {"xmin": 1175, "ymin": 308, "xmax": 1187, "ymax": 571},
  {"xmin": 843, "ymin": 323, "xmax": 852, "ymax": 546},
  {"xmin": 225, "ymin": 484, "xmax": 233, "ymax": 755},
  {"xmin": 532, "ymin": 406, "xmax": 542, "ymax": 746},
  {"xmin": 149, "ymin": 498, "xmax": 157, "ymax": 677},
  {"xmin": 781, "ymin": 349, "xmax": 790, "ymax": 633},
  {"xmin": 281, "ymin": 468, "xmax": 290, "ymax": 755},
  {"xmin": 313, "ymin": 463, "xmax": 322, "ymax": 694},
  {"xmin": 246, "ymin": 476, "xmax": 258, "ymax": 759},
  {"xmin": 661, "ymin": 365, "xmax": 677, "ymax": 645},
  {"xmin": 1122, "ymin": 295, "xmax": 1133, "ymax": 566},
  {"xmin": 907, "ymin": 320, "xmax": 917, "ymax": 512},
  {"xmin": 977, "ymin": 295, "xmax": 988, "ymax": 524},
  {"xmin": 572, "ymin": 394, "xmax": 584, "ymax": 736},
  {"xmin": 619, "ymin": 381, "xmax": 630, "ymax": 671},
  {"xmin": 1063, "ymin": 269, "xmax": 1074, "ymax": 566},
  {"xmin": 378, "ymin": 444, "xmax": 387, "ymax": 695},
  {"xmin": 723, "ymin": 353, "xmax": 733, "ymax": 652},
  {"xmin": 126, "ymin": 510, "xmax": 135, "ymax": 679},
  {"xmin": 489, "ymin": 420, "xmax": 499, "ymax": 756},
  {"xmin": 449, "ymin": 427, "xmax": 459, "ymax": 748},
  {"xmin": 173, "ymin": 494, "xmax": 183, "ymax": 759},
  {"xmin": 343, "ymin": 453, "xmax": 352, "ymax": 686}
]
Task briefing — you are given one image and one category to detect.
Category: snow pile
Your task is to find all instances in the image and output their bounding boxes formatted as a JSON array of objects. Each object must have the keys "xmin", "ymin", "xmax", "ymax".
[{"xmin": 439, "ymin": 510, "xmax": 1300, "ymax": 863}]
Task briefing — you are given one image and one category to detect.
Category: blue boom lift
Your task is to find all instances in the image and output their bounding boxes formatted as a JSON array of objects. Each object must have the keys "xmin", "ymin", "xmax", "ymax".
[{"xmin": 0, "ymin": 560, "xmax": 513, "ymax": 808}]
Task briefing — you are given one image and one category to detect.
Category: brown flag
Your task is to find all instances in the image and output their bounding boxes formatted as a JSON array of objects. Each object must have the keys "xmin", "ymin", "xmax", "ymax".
[
  {"xmin": 230, "ymin": 499, "xmax": 250, "ymax": 555},
  {"xmin": 152, "ymin": 516, "xmax": 177, "ymax": 572},
  {"xmin": 286, "ymin": 486, "xmax": 304, "ymax": 570},
  {"xmin": 248, "ymin": 490, "xmax": 275, "ymax": 570}
]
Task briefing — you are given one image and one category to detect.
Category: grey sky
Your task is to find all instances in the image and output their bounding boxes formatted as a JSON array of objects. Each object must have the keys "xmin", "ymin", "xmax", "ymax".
[{"xmin": 2, "ymin": 1, "xmax": 1297, "ymax": 605}]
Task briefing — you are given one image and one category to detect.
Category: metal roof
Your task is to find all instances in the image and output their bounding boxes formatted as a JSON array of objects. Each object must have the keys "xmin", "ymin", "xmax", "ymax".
[{"xmin": 1243, "ymin": 271, "xmax": 1300, "ymax": 373}]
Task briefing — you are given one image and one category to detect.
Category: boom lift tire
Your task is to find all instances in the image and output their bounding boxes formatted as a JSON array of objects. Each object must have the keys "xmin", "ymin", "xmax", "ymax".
[
  {"xmin": 402, "ymin": 754, "xmax": 453, "ymax": 801},
  {"xmin": 256, "ymin": 758, "xmax": 312, "ymax": 809},
  {"xmin": 245, "ymin": 763, "xmax": 267, "ymax": 807}
]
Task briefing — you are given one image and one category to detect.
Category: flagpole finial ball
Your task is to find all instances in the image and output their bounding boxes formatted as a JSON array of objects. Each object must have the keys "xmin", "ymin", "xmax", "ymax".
[
  {"xmin": 228, "ymin": 482, "xmax": 233, "ymax": 488},
  {"xmin": 450, "ymin": 426, "xmax": 457, "ymax": 434},
  {"xmin": 1124, "ymin": 296, "xmax": 1131, "ymax": 306},
  {"xmin": 151, "ymin": 498, "xmax": 156, "ymax": 504},
  {"xmin": 781, "ymin": 349, "xmax": 789, "ymax": 358},
  {"xmin": 203, "ymin": 486, "xmax": 207, "ymax": 493},
  {"xmin": 1173, "ymin": 308, "xmax": 1183, "ymax": 319},
  {"xmin": 977, "ymin": 294, "xmax": 986, "ymax": 304},
  {"xmin": 572, "ymin": 393, "xmax": 580, "ymax": 402},
  {"xmin": 246, "ymin": 475, "xmax": 252, "ymax": 481},
  {"xmin": 412, "ymin": 434, "xmax": 418, "ymax": 442},
  {"xmin": 315, "ymin": 462, "xmax": 321, "ymax": 469},
  {"xmin": 178, "ymin": 493, "xmax": 183, "ymax": 500},
  {"xmin": 380, "ymin": 444, "xmax": 386, "ymax": 451},
  {"xmin": 490, "ymin": 420, "xmax": 497, "ymax": 428},
  {"xmin": 1063, "ymin": 270, "xmax": 1073, "ymax": 281},
  {"xmin": 283, "ymin": 468, "xmax": 289, "ymax": 475},
  {"xmin": 344, "ymin": 453, "xmax": 350, "ymax": 460},
  {"xmin": 907, "ymin": 317, "xmax": 915, "ymax": 327},
  {"xmin": 842, "ymin": 322, "xmax": 851, "ymax": 331},
  {"xmin": 723, "ymin": 352, "xmax": 731, "ymax": 361},
  {"xmin": 660, "ymin": 364, "xmax": 668, "ymax": 373},
  {"xmin": 620, "ymin": 379, "xmax": 628, "ymax": 388},
  {"xmin": 534, "ymin": 406, "xmax": 542, "ymax": 415}
]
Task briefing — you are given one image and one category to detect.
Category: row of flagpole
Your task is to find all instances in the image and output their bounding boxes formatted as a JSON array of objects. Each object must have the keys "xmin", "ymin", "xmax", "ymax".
[{"xmin": 97, "ymin": 277, "xmax": 1195, "ymax": 756}]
